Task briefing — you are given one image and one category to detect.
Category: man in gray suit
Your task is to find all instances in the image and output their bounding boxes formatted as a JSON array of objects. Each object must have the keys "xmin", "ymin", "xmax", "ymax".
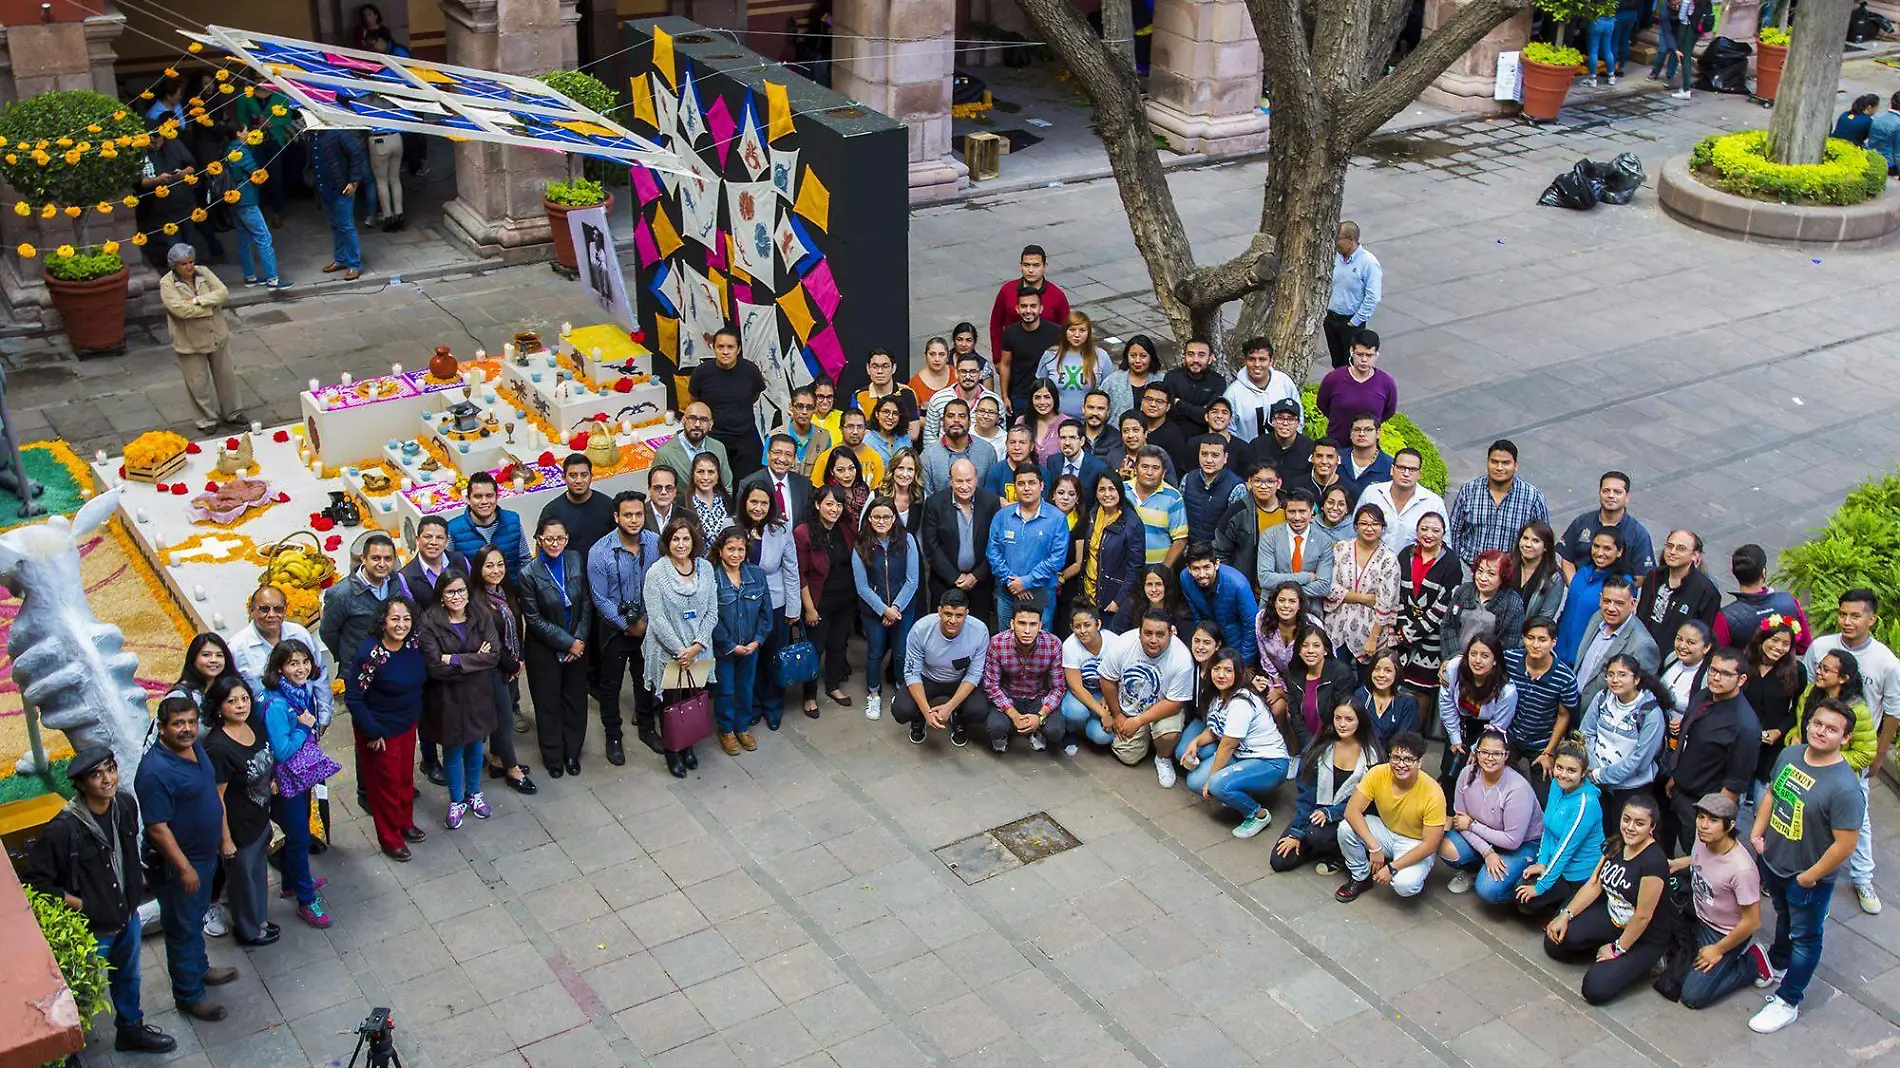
[
  {"xmin": 1574, "ymin": 574, "xmax": 1661, "ymax": 710},
  {"xmin": 1256, "ymin": 489, "xmax": 1335, "ymax": 601}
]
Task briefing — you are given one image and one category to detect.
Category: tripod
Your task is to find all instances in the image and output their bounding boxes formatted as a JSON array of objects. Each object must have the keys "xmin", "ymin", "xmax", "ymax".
[{"xmin": 347, "ymin": 1009, "xmax": 404, "ymax": 1068}]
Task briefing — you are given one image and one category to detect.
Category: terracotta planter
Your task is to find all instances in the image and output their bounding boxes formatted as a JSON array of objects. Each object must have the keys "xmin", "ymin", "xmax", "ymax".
[
  {"xmin": 45, "ymin": 266, "xmax": 128, "ymax": 354},
  {"xmin": 1521, "ymin": 59, "xmax": 1576, "ymax": 122},
  {"xmin": 544, "ymin": 192, "xmax": 613, "ymax": 271},
  {"xmin": 1754, "ymin": 41, "xmax": 1787, "ymax": 101}
]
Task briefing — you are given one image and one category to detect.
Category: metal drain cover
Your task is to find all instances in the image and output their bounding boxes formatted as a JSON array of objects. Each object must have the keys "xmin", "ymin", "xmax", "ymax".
[{"xmin": 934, "ymin": 812, "xmax": 1080, "ymax": 885}]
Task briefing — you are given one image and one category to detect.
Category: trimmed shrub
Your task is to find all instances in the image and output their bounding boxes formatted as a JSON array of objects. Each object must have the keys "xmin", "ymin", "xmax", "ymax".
[
  {"xmin": 1777, "ymin": 470, "xmax": 1900, "ymax": 651},
  {"xmin": 44, "ymin": 247, "xmax": 124, "ymax": 282},
  {"xmin": 1300, "ymin": 384, "xmax": 1448, "ymax": 495},
  {"xmin": 26, "ymin": 885, "xmax": 110, "ymax": 1064},
  {"xmin": 543, "ymin": 176, "xmax": 606, "ymax": 207},
  {"xmin": 1523, "ymin": 41, "xmax": 1586, "ymax": 68},
  {"xmin": 0, "ymin": 90, "xmax": 148, "ymax": 206},
  {"xmin": 1691, "ymin": 130, "xmax": 1887, "ymax": 206}
]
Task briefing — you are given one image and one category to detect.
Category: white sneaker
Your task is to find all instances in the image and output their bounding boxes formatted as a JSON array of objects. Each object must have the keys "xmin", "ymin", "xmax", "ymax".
[
  {"xmin": 202, "ymin": 903, "xmax": 229, "ymax": 938},
  {"xmin": 864, "ymin": 693, "xmax": 882, "ymax": 721},
  {"xmin": 1608, "ymin": 74, "xmax": 1619, "ymax": 85},
  {"xmin": 1750, "ymin": 996, "xmax": 1800, "ymax": 1034},
  {"xmin": 1673, "ymin": 89, "xmax": 1692, "ymax": 99},
  {"xmin": 1154, "ymin": 755, "xmax": 1178, "ymax": 789},
  {"xmin": 1584, "ymin": 76, "xmax": 1598, "ymax": 86},
  {"xmin": 1856, "ymin": 883, "xmax": 1883, "ymax": 915},
  {"xmin": 1029, "ymin": 733, "xmax": 1047, "ymax": 752},
  {"xmin": 1447, "ymin": 873, "xmax": 1474, "ymax": 894},
  {"xmin": 138, "ymin": 899, "xmax": 162, "ymax": 936},
  {"xmin": 1063, "ymin": 743, "xmax": 1078, "ymax": 757}
]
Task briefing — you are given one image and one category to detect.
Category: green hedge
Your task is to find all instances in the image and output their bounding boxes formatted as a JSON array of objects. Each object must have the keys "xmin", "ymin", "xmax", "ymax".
[
  {"xmin": 1300, "ymin": 384, "xmax": 1448, "ymax": 494},
  {"xmin": 1777, "ymin": 470, "xmax": 1900, "ymax": 651},
  {"xmin": 0, "ymin": 90, "xmax": 146, "ymax": 205},
  {"xmin": 26, "ymin": 886, "xmax": 110, "ymax": 1065},
  {"xmin": 1691, "ymin": 130, "xmax": 1887, "ymax": 206}
]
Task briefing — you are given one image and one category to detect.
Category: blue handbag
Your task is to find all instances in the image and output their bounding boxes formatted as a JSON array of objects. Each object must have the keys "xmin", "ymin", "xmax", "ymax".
[{"xmin": 774, "ymin": 626, "xmax": 820, "ymax": 688}]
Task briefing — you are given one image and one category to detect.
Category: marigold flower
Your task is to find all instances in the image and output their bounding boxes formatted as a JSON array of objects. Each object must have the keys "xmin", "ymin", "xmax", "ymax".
[
  {"xmin": 16, "ymin": 243, "xmax": 33, "ymax": 258},
  {"xmin": 54, "ymin": 244, "xmax": 74, "ymax": 258}
]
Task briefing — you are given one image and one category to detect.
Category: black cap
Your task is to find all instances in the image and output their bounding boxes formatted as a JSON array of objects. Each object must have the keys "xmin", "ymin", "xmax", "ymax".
[
  {"xmin": 1269, "ymin": 399, "xmax": 1301, "ymax": 418},
  {"xmin": 66, "ymin": 746, "xmax": 117, "ymax": 782}
]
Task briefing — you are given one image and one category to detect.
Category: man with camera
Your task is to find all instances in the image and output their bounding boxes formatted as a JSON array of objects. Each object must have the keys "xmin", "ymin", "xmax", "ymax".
[{"xmin": 588, "ymin": 490, "xmax": 662, "ymax": 764}]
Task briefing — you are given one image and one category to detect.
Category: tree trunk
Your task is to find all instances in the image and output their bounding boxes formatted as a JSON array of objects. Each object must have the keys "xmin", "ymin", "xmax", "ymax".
[
  {"xmin": 1101, "ymin": 0, "xmax": 1135, "ymax": 72},
  {"xmin": 1262, "ymin": 147, "xmax": 1350, "ymax": 381},
  {"xmin": 1768, "ymin": 0, "xmax": 1855, "ymax": 165}
]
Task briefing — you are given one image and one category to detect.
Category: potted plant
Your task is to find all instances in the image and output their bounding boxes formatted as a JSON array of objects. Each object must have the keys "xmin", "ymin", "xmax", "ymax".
[
  {"xmin": 542, "ymin": 176, "xmax": 610, "ymax": 272},
  {"xmin": 1755, "ymin": 25, "xmax": 1790, "ymax": 102},
  {"xmin": 43, "ymin": 245, "xmax": 129, "ymax": 353},
  {"xmin": 1521, "ymin": 40, "xmax": 1586, "ymax": 121}
]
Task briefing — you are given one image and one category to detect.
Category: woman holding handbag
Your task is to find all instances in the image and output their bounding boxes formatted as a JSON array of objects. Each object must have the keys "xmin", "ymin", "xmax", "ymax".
[
  {"xmin": 418, "ymin": 572, "xmax": 502, "ymax": 829},
  {"xmin": 472, "ymin": 545, "xmax": 535, "ymax": 794},
  {"xmin": 711, "ymin": 527, "xmax": 773, "ymax": 756},
  {"xmin": 645, "ymin": 516, "xmax": 720, "ymax": 777},
  {"xmin": 521, "ymin": 516, "xmax": 594, "ymax": 779},
  {"xmin": 259, "ymin": 640, "xmax": 339, "ymax": 929},
  {"xmin": 737, "ymin": 484, "xmax": 801, "ymax": 730}
]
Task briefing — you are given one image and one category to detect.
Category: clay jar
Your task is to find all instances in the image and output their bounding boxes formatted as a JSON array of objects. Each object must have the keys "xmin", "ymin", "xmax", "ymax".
[{"xmin": 429, "ymin": 345, "xmax": 458, "ymax": 381}]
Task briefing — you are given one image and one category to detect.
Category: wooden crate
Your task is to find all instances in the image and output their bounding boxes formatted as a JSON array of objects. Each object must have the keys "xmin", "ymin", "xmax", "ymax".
[
  {"xmin": 125, "ymin": 450, "xmax": 186, "ymax": 484},
  {"xmin": 964, "ymin": 132, "xmax": 1002, "ymax": 181}
]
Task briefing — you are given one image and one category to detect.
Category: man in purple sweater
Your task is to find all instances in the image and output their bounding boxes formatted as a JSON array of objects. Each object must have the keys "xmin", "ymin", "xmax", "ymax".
[{"xmin": 1315, "ymin": 329, "xmax": 1400, "ymax": 448}]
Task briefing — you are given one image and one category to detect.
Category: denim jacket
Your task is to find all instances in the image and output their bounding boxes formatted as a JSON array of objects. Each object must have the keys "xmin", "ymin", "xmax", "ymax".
[{"xmin": 713, "ymin": 563, "xmax": 773, "ymax": 658}]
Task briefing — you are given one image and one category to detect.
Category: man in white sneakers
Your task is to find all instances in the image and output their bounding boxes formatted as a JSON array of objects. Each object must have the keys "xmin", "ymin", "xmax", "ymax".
[
  {"xmin": 1094, "ymin": 612, "xmax": 1197, "ymax": 786},
  {"xmin": 1802, "ymin": 587, "xmax": 1899, "ymax": 915}
]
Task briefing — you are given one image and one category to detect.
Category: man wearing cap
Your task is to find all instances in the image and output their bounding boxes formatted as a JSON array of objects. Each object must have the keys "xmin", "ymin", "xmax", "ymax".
[
  {"xmin": 135, "ymin": 697, "xmax": 241, "ymax": 1022},
  {"xmin": 1252, "ymin": 399, "xmax": 1315, "ymax": 481},
  {"xmin": 1665, "ymin": 793, "xmax": 1766, "ymax": 1010},
  {"xmin": 20, "ymin": 748, "xmax": 178, "ymax": 1054}
]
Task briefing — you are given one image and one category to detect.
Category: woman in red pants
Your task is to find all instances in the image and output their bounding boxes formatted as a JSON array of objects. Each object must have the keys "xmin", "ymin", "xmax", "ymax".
[{"xmin": 345, "ymin": 597, "xmax": 428, "ymax": 861}]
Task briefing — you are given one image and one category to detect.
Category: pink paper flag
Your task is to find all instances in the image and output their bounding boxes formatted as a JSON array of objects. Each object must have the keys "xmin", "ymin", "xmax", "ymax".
[
  {"xmin": 634, "ymin": 215, "xmax": 660, "ymax": 267},
  {"xmin": 705, "ymin": 97, "xmax": 736, "ymax": 170},
  {"xmin": 731, "ymin": 283, "xmax": 752, "ymax": 308},
  {"xmin": 808, "ymin": 324, "xmax": 845, "ymax": 380},
  {"xmin": 704, "ymin": 229, "xmax": 728, "ymax": 271},
  {"xmin": 322, "ymin": 52, "xmax": 385, "ymax": 73},
  {"xmin": 630, "ymin": 166, "xmax": 662, "ymax": 205},
  {"xmin": 803, "ymin": 259, "xmax": 842, "ymax": 321}
]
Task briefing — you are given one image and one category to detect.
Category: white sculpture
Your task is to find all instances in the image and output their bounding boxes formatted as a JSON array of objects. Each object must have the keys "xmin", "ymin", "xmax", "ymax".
[{"xmin": 2, "ymin": 488, "xmax": 153, "ymax": 791}]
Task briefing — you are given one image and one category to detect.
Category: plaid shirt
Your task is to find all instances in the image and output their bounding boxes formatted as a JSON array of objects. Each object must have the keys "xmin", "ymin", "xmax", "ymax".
[
  {"xmin": 1447, "ymin": 475, "xmax": 1549, "ymax": 566},
  {"xmin": 984, "ymin": 631, "xmax": 1067, "ymax": 717}
]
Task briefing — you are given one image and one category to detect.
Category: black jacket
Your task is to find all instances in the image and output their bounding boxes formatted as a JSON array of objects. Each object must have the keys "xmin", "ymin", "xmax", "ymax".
[
  {"xmin": 1161, "ymin": 367, "xmax": 1228, "ymax": 437},
  {"xmin": 1211, "ymin": 497, "xmax": 1274, "ymax": 583},
  {"xmin": 919, "ymin": 487, "xmax": 1000, "ymax": 595},
  {"xmin": 19, "ymin": 794, "xmax": 143, "ymax": 934},
  {"xmin": 1635, "ymin": 566, "xmax": 1721, "ymax": 650},
  {"xmin": 398, "ymin": 551, "xmax": 471, "ymax": 613},
  {"xmin": 1673, "ymin": 693, "xmax": 1761, "ymax": 798},
  {"xmin": 1283, "ymin": 658, "xmax": 1361, "ymax": 753}
]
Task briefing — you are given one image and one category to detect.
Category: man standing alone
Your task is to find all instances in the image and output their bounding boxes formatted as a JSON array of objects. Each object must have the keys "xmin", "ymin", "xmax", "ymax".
[{"xmin": 1326, "ymin": 221, "xmax": 1382, "ymax": 369}]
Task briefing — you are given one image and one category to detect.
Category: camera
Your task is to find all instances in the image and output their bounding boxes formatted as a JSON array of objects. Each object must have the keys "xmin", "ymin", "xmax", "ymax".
[
  {"xmin": 620, "ymin": 599, "xmax": 646, "ymax": 626},
  {"xmin": 349, "ymin": 1007, "xmax": 403, "ymax": 1068}
]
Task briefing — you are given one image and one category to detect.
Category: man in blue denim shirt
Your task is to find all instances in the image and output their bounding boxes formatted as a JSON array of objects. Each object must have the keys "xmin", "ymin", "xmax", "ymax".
[{"xmin": 986, "ymin": 463, "xmax": 1068, "ymax": 629}]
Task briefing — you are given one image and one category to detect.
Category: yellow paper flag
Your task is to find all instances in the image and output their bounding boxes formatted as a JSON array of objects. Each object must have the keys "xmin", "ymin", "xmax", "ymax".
[
  {"xmin": 777, "ymin": 286, "xmax": 817, "ymax": 343},
  {"xmin": 656, "ymin": 314, "xmax": 679, "ymax": 358},
  {"xmin": 765, "ymin": 82, "xmax": 794, "ymax": 141},
  {"xmin": 793, "ymin": 167, "xmax": 829, "ymax": 232},
  {"xmin": 652, "ymin": 28, "xmax": 677, "ymax": 89},
  {"xmin": 651, "ymin": 205, "xmax": 682, "ymax": 258},
  {"xmin": 707, "ymin": 268, "xmax": 729, "ymax": 319},
  {"xmin": 630, "ymin": 74, "xmax": 656, "ymax": 128}
]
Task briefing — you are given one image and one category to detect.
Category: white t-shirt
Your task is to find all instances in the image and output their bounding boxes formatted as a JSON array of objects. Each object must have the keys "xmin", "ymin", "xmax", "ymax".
[
  {"xmin": 1806, "ymin": 633, "xmax": 1900, "ymax": 725},
  {"xmin": 1099, "ymin": 634, "xmax": 1197, "ymax": 717},
  {"xmin": 1061, "ymin": 629, "xmax": 1122, "ymax": 694},
  {"xmin": 1214, "ymin": 691, "xmax": 1289, "ymax": 761}
]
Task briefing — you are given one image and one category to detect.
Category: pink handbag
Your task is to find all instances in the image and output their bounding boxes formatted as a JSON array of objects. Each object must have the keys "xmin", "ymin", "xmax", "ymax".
[{"xmin": 660, "ymin": 658, "xmax": 715, "ymax": 750}]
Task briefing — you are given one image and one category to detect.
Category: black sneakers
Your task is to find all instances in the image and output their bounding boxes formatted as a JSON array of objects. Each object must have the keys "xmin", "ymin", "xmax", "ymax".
[
  {"xmin": 115, "ymin": 1023, "xmax": 177, "ymax": 1053},
  {"xmin": 950, "ymin": 724, "xmax": 969, "ymax": 747},
  {"xmin": 909, "ymin": 722, "xmax": 926, "ymax": 744}
]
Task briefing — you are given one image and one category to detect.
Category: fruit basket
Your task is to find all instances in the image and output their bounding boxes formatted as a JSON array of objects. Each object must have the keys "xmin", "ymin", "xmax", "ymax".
[{"xmin": 258, "ymin": 530, "xmax": 340, "ymax": 627}]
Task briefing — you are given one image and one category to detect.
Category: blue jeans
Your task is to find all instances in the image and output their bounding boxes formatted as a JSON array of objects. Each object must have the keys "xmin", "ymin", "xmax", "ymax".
[
  {"xmin": 1650, "ymin": 16, "xmax": 1678, "ymax": 77},
  {"xmin": 996, "ymin": 588, "xmax": 1056, "ymax": 632},
  {"xmin": 442, "ymin": 740, "xmax": 484, "ymax": 803},
  {"xmin": 1612, "ymin": 10, "xmax": 1639, "ymax": 68},
  {"xmin": 716, "ymin": 652, "xmax": 758, "ymax": 734},
  {"xmin": 324, "ymin": 193, "xmax": 361, "ymax": 269},
  {"xmin": 1761, "ymin": 867, "xmax": 1833, "ymax": 1006},
  {"xmin": 271, "ymin": 790, "xmax": 317, "ymax": 907},
  {"xmin": 1444, "ymin": 832, "xmax": 1541, "ymax": 904},
  {"xmin": 861, "ymin": 606, "xmax": 915, "ymax": 696},
  {"xmin": 231, "ymin": 203, "xmax": 278, "ymax": 282},
  {"xmin": 1173, "ymin": 721, "xmax": 1217, "ymax": 793},
  {"xmin": 154, "ymin": 855, "xmax": 217, "ymax": 1007},
  {"xmin": 1207, "ymin": 756, "xmax": 1291, "ymax": 817},
  {"xmin": 99, "ymin": 911, "xmax": 144, "ymax": 1028},
  {"xmin": 1680, "ymin": 919, "xmax": 1759, "ymax": 1009},
  {"xmin": 1060, "ymin": 690, "xmax": 1101, "ymax": 745},
  {"xmin": 1588, "ymin": 16, "xmax": 1617, "ymax": 76}
]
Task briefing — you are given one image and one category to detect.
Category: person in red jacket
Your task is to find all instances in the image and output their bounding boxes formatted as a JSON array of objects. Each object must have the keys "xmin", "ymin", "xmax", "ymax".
[{"xmin": 989, "ymin": 244, "xmax": 1071, "ymax": 363}]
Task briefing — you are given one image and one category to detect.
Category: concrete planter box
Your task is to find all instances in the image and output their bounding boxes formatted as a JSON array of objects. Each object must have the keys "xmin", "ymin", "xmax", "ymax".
[{"xmin": 1657, "ymin": 153, "xmax": 1900, "ymax": 248}]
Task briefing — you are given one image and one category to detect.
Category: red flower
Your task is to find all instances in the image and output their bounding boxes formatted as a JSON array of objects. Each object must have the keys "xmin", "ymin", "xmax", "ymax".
[
  {"xmin": 568, "ymin": 433, "xmax": 588, "ymax": 451},
  {"xmin": 275, "ymin": 492, "xmax": 291, "ymax": 503},
  {"xmin": 225, "ymin": 437, "xmax": 240, "ymax": 450},
  {"xmin": 272, "ymin": 430, "xmax": 291, "ymax": 443},
  {"xmin": 630, "ymin": 330, "xmax": 646, "ymax": 344},
  {"xmin": 538, "ymin": 451, "xmax": 556, "ymax": 466},
  {"xmin": 318, "ymin": 574, "xmax": 336, "ymax": 589},
  {"xmin": 171, "ymin": 483, "xmax": 189, "ymax": 495},
  {"xmin": 613, "ymin": 378, "xmax": 633, "ymax": 393},
  {"xmin": 184, "ymin": 442, "xmax": 202, "ymax": 454},
  {"xmin": 323, "ymin": 535, "xmax": 343, "ymax": 551},
  {"xmin": 308, "ymin": 512, "xmax": 324, "ymax": 524},
  {"xmin": 312, "ymin": 516, "xmax": 335, "ymax": 532},
  {"xmin": 116, "ymin": 464, "xmax": 126, "ymax": 477},
  {"xmin": 205, "ymin": 481, "xmax": 219, "ymax": 492}
]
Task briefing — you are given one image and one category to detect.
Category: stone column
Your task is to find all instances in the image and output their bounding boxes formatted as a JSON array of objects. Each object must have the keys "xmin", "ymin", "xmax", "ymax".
[
  {"xmin": 1145, "ymin": 0, "xmax": 1267, "ymax": 156},
  {"xmin": 1420, "ymin": 0, "xmax": 1530, "ymax": 116},
  {"xmin": 439, "ymin": 0, "xmax": 577, "ymax": 256},
  {"xmin": 830, "ymin": 0, "xmax": 965, "ymax": 202}
]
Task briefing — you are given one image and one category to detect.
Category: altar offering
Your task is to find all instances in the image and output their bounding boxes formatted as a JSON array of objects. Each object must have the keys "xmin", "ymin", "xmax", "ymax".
[
  {"xmin": 125, "ymin": 431, "xmax": 190, "ymax": 484},
  {"xmin": 188, "ymin": 477, "xmax": 276, "ymax": 526}
]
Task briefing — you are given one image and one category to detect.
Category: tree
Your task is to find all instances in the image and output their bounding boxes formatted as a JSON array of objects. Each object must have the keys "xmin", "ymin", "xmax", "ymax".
[
  {"xmin": 1013, "ymin": 0, "xmax": 1531, "ymax": 377},
  {"xmin": 1767, "ymin": 0, "xmax": 1855, "ymax": 165}
]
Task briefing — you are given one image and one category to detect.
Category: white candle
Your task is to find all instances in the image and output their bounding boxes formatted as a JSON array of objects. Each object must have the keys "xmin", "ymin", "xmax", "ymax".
[
  {"xmin": 401, "ymin": 477, "xmax": 412, "ymax": 490},
  {"xmin": 475, "ymin": 348, "xmax": 487, "ymax": 360},
  {"xmin": 340, "ymin": 372, "xmax": 353, "ymax": 386},
  {"xmin": 152, "ymin": 534, "xmax": 165, "ymax": 551},
  {"xmin": 591, "ymin": 348, "xmax": 602, "ymax": 361},
  {"xmin": 192, "ymin": 585, "xmax": 206, "ymax": 601},
  {"xmin": 211, "ymin": 612, "xmax": 227, "ymax": 629},
  {"xmin": 503, "ymin": 343, "xmax": 516, "ymax": 359},
  {"xmin": 561, "ymin": 321, "xmax": 572, "ymax": 336},
  {"xmin": 308, "ymin": 378, "xmax": 320, "ymax": 392},
  {"xmin": 391, "ymin": 363, "xmax": 404, "ymax": 375},
  {"xmin": 250, "ymin": 421, "xmax": 262, "ymax": 434},
  {"xmin": 135, "ymin": 508, "xmax": 148, "ymax": 523},
  {"xmin": 512, "ymin": 476, "xmax": 525, "ymax": 492},
  {"xmin": 94, "ymin": 449, "xmax": 107, "ymax": 463},
  {"xmin": 311, "ymin": 461, "xmax": 323, "ymax": 476},
  {"xmin": 664, "ymin": 410, "xmax": 677, "ymax": 425}
]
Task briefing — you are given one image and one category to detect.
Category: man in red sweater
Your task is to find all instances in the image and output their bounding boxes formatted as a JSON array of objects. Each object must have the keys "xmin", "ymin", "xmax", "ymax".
[{"xmin": 988, "ymin": 244, "xmax": 1071, "ymax": 362}]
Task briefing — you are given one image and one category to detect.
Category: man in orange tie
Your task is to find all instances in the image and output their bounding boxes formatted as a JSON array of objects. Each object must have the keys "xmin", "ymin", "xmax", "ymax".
[{"xmin": 1256, "ymin": 489, "xmax": 1336, "ymax": 600}]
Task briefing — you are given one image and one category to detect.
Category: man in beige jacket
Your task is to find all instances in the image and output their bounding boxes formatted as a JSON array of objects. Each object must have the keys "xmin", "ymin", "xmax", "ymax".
[{"xmin": 159, "ymin": 243, "xmax": 242, "ymax": 432}]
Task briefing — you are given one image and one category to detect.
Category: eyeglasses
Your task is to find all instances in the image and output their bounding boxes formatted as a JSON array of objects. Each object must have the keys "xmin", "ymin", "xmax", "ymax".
[
  {"xmin": 441, "ymin": 588, "xmax": 469, "ymax": 598},
  {"xmin": 1393, "ymin": 464, "xmax": 1421, "ymax": 474},
  {"xmin": 792, "ymin": 402, "xmax": 814, "ymax": 411},
  {"xmin": 1707, "ymin": 667, "xmax": 1740, "ymax": 679},
  {"xmin": 253, "ymin": 604, "xmax": 285, "ymax": 616},
  {"xmin": 1389, "ymin": 753, "xmax": 1420, "ymax": 766}
]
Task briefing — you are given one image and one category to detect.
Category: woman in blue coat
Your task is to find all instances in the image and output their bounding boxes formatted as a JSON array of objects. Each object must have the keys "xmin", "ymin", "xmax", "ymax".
[
  {"xmin": 852, "ymin": 495, "xmax": 920, "ymax": 723},
  {"xmin": 1074, "ymin": 474, "xmax": 1148, "ymax": 619},
  {"xmin": 711, "ymin": 527, "xmax": 774, "ymax": 756}
]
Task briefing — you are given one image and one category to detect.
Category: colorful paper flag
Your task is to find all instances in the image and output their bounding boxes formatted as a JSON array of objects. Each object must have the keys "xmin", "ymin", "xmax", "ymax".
[
  {"xmin": 737, "ymin": 95, "xmax": 769, "ymax": 181},
  {"xmin": 634, "ymin": 215, "xmax": 660, "ymax": 268},
  {"xmin": 629, "ymin": 74, "xmax": 656, "ymax": 127},
  {"xmin": 651, "ymin": 204, "xmax": 683, "ymax": 259},
  {"xmin": 793, "ymin": 166, "xmax": 829, "ymax": 232},
  {"xmin": 656, "ymin": 313, "xmax": 678, "ymax": 357},
  {"xmin": 705, "ymin": 96, "xmax": 735, "ymax": 170},
  {"xmin": 765, "ymin": 81, "xmax": 794, "ymax": 141},
  {"xmin": 652, "ymin": 28, "xmax": 677, "ymax": 88},
  {"xmin": 777, "ymin": 286, "xmax": 817, "ymax": 343},
  {"xmin": 802, "ymin": 258, "xmax": 841, "ymax": 320},
  {"xmin": 631, "ymin": 165, "xmax": 661, "ymax": 206},
  {"xmin": 807, "ymin": 325, "xmax": 845, "ymax": 380}
]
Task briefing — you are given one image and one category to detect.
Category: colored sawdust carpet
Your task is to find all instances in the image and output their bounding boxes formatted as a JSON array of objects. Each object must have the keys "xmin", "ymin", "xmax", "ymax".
[{"xmin": 0, "ymin": 442, "xmax": 194, "ymax": 803}]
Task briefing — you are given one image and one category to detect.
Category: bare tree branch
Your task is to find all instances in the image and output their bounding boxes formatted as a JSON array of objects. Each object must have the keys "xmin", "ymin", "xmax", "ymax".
[
  {"xmin": 1337, "ymin": 0, "xmax": 1530, "ymax": 143},
  {"xmin": 1099, "ymin": 0, "xmax": 1135, "ymax": 74},
  {"xmin": 1174, "ymin": 234, "xmax": 1278, "ymax": 309}
]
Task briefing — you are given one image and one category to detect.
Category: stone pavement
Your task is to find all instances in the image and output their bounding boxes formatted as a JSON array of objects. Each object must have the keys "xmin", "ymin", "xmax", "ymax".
[{"xmin": 76, "ymin": 686, "xmax": 1900, "ymax": 1068}]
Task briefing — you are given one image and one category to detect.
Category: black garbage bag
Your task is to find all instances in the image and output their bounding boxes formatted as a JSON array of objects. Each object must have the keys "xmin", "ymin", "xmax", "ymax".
[
  {"xmin": 1538, "ymin": 160, "xmax": 1601, "ymax": 210},
  {"xmin": 1695, "ymin": 37, "xmax": 1753, "ymax": 94},
  {"xmin": 1598, "ymin": 152, "xmax": 1646, "ymax": 204}
]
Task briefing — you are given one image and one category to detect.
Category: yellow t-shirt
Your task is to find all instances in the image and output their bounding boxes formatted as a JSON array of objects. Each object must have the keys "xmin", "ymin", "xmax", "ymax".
[
  {"xmin": 1255, "ymin": 505, "xmax": 1286, "ymax": 536},
  {"xmin": 1355, "ymin": 764, "xmax": 1447, "ymax": 840}
]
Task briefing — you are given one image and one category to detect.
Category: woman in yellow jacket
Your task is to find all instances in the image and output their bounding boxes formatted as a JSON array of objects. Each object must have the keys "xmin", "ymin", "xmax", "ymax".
[{"xmin": 1787, "ymin": 648, "xmax": 1879, "ymax": 770}]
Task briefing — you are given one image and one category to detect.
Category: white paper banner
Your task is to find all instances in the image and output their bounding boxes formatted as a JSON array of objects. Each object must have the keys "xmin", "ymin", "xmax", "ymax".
[{"xmin": 564, "ymin": 204, "xmax": 636, "ymax": 333}]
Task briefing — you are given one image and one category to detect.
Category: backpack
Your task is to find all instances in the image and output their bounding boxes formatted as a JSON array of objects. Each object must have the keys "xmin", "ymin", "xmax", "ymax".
[{"xmin": 1651, "ymin": 871, "xmax": 1698, "ymax": 1001}]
